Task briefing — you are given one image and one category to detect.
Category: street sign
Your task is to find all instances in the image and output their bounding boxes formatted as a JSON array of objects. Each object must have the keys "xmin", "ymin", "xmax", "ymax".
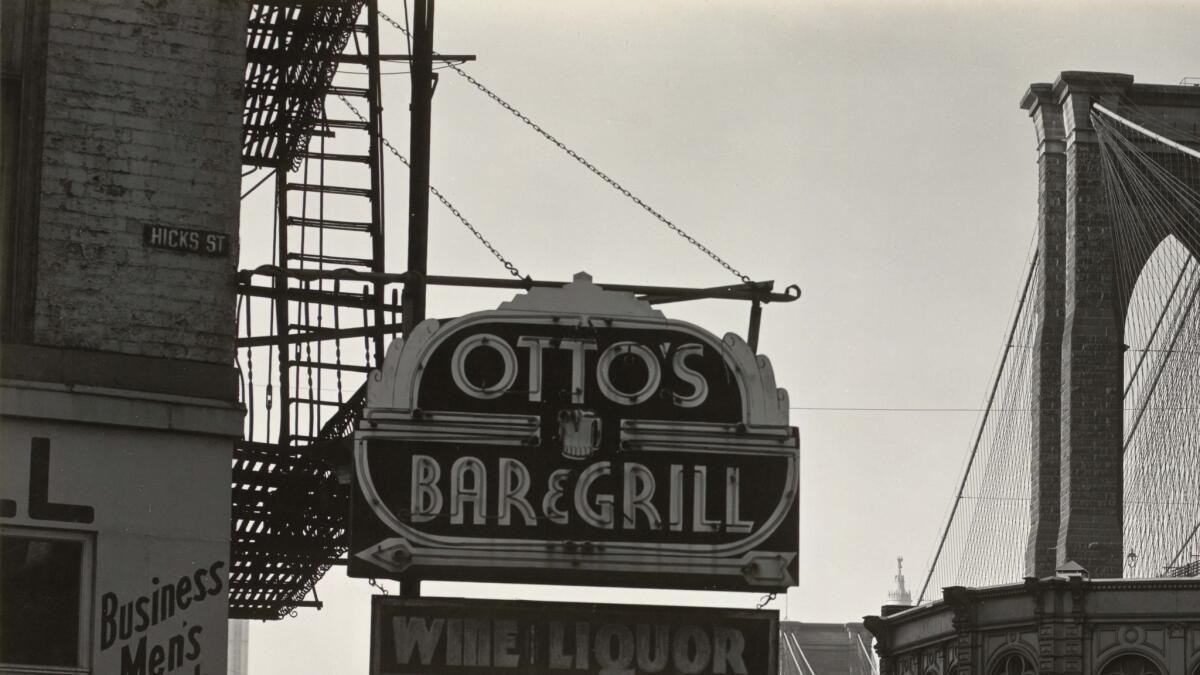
[
  {"xmin": 142, "ymin": 224, "xmax": 230, "ymax": 256},
  {"xmin": 369, "ymin": 596, "xmax": 779, "ymax": 675},
  {"xmin": 351, "ymin": 273, "xmax": 799, "ymax": 591}
]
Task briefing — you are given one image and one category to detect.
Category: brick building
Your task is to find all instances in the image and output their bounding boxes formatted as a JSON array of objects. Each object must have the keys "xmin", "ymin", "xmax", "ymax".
[{"xmin": 1, "ymin": 1, "xmax": 246, "ymax": 673}]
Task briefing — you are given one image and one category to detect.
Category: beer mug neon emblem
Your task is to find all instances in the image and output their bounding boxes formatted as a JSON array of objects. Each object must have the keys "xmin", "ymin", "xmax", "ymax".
[{"xmin": 558, "ymin": 409, "xmax": 601, "ymax": 460}]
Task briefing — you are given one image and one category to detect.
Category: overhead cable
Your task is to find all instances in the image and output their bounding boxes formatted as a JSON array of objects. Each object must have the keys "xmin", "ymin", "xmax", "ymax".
[
  {"xmin": 337, "ymin": 96, "xmax": 528, "ymax": 280},
  {"xmin": 378, "ymin": 10, "xmax": 755, "ymax": 284}
]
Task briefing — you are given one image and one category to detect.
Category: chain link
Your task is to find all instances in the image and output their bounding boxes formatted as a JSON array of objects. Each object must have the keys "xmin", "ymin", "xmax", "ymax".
[
  {"xmin": 756, "ymin": 592, "xmax": 777, "ymax": 610},
  {"xmin": 378, "ymin": 11, "xmax": 753, "ymax": 284},
  {"xmin": 337, "ymin": 95, "xmax": 527, "ymax": 280}
]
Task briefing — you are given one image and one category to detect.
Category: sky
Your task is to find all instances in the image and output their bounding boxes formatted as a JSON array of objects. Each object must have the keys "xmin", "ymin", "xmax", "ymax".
[{"xmin": 242, "ymin": 1, "xmax": 1199, "ymax": 671}]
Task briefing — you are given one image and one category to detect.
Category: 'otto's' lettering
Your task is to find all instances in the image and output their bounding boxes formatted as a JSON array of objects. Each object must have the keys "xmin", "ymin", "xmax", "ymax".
[{"xmin": 450, "ymin": 334, "xmax": 710, "ymax": 407}]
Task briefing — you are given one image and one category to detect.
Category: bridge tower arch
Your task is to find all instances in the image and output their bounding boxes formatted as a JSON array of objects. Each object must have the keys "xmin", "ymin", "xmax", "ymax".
[{"xmin": 1021, "ymin": 72, "xmax": 1200, "ymax": 579}]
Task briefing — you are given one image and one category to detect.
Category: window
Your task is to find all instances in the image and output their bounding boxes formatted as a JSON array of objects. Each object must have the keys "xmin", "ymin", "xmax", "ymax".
[
  {"xmin": 0, "ymin": 0, "xmax": 47, "ymax": 342},
  {"xmin": 989, "ymin": 651, "xmax": 1037, "ymax": 675},
  {"xmin": 0, "ymin": 527, "xmax": 93, "ymax": 672},
  {"xmin": 1099, "ymin": 654, "xmax": 1162, "ymax": 675},
  {"xmin": 1, "ymin": 1, "xmax": 26, "ymax": 288}
]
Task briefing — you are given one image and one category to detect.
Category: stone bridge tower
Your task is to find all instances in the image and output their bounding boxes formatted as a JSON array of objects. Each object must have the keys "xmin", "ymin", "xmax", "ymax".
[
  {"xmin": 866, "ymin": 71, "xmax": 1200, "ymax": 675},
  {"xmin": 1021, "ymin": 72, "xmax": 1200, "ymax": 579}
]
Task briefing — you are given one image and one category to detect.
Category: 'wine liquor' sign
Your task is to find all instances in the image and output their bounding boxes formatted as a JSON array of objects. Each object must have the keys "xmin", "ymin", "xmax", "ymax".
[{"xmin": 350, "ymin": 273, "xmax": 799, "ymax": 591}]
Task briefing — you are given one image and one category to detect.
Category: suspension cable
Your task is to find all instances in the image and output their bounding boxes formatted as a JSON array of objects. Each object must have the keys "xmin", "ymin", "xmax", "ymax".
[
  {"xmin": 916, "ymin": 247, "xmax": 1041, "ymax": 604},
  {"xmin": 337, "ymin": 96, "xmax": 528, "ymax": 280},
  {"xmin": 378, "ymin": 10, "xmax": 753, "ymax": 284},
  {"xmin": 1094, "ymin": 103, "xmax": 1200, "ymax": 160}
]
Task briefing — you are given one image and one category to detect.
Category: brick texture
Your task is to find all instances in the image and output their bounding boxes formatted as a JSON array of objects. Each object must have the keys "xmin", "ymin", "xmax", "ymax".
[
  {"xmin": 1058, "ymin": 136, "xmax": 1125, "ymax": 579},
  {"xmin": 1021, "ymin": 84, "xmax": 1066, "ymax": 579},
  {"xmin": 1054, "ymin": 74, "xmax": 1131, "ymax": 579},
  {"xmin": 32, "ymin": 0, "xmax": 246, "ymax": 364}
]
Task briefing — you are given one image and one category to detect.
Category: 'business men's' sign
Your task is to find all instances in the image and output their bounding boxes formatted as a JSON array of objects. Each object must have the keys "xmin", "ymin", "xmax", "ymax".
[
  {"xmin": 350, "ymin": 273, "xmax": 799, "ymax": 591},
  {"xmin": 369, "ymin": 597, "xmax": 779, "ymax": 675}
]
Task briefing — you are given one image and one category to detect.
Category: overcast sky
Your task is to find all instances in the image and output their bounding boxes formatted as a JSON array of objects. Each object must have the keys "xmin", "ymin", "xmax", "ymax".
[{"xmin": 243, "ymin": 1, "xmax": 1198, "ymax": 671}]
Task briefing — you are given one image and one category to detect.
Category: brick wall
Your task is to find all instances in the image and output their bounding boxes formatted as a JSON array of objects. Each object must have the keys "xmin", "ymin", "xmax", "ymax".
[
  {"xmin": 1058, "ymin": 133, "xmax": 1125, "ymax": 579},
  {"xmin": 1021, "ymin": 83, "xmax": 1066, "ymax": 579},
  {"xmin": 32, "ymin": 0, "xmax": 246, "ymax": 364},
  {"xmin": 1051, "ymin": 73, "xmax": 1130, "ymax": 579}
]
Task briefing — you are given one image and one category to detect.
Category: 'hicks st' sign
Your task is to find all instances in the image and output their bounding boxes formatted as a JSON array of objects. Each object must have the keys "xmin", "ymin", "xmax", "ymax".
[{"xmin": 350, "ymin": 273, "xmax": 799, "ymax": 591}]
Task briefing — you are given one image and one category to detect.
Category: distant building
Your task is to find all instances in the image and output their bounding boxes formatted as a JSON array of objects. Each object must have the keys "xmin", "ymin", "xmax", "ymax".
[
  {"xmin": 781, "ymin": 622, "xmax": 877, "ymax": 675},
  {"xmin": 1, "ymin": 1, "xmax": 244, "ymax": 674},
  {"xmin": 885, "ymin": 556, "xmax": 913, "ymax": 612},
  {"xmin": 227, "ymin": 620, "xmax": 250, "ymax": 675}
]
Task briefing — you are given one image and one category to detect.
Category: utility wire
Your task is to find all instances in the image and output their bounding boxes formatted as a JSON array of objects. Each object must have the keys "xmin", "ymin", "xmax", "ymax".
[
  {"xmin": 788, "ymin": 405, "xmax": 1200, "ymax": 412},
  {"xmin": 336, "ymin": 96, "xmax": 528, "ymax": 280},
  {"xmin": 377, "ymin": 10, "xmax": 755, "ymax": 284},
  {"xmin": 242, "ymin": 169, "xmax": 276, "ymax": 200}
]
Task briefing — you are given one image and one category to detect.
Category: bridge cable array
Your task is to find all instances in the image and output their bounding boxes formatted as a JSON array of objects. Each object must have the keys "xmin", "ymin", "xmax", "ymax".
[
  {"xmin": 1093, "ymin": 103, "xmax": 1200, "ymax": 578},
  {"xmin": 917, "ymin": 102, "xmax": 1200, "ymax": 600}
]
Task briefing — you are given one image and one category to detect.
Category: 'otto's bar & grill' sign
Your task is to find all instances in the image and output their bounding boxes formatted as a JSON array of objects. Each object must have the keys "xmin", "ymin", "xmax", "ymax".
[
  {"xmin": 369, "ymin": 597, "xmax": 778, "ymax": 674},
  {"xmin": 350, "ymin": 273, "xmax": 799, "ymax": 591}
]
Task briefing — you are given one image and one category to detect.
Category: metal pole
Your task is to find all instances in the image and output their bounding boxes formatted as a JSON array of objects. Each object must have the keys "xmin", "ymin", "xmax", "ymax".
[
  {"xmin": 403, "ymin": 0, "xmax": 434, "ymax": 335},
  {"xmin": 366, "ymin": 0, "xmax": 387, "ymax": 365},
  {"xmin": 274, "ymin": 167, "xmax": 291, "ymax": 448},
  {"xmin": 747, "ymin": 299, "xmax": 762, "ymax": 352},
  {"xmin": 399, "ymin": 0, "xmax": 433, "ymax": 600}
]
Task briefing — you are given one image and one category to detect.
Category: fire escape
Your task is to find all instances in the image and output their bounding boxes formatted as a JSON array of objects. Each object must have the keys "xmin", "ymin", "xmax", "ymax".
[
  {"xmin": 233, "ymin": 0, "xmax": 392, "ymax": 620},
  {"xmin": 230, "ymin": 0, "xmax": 800, "ymax": 621}
]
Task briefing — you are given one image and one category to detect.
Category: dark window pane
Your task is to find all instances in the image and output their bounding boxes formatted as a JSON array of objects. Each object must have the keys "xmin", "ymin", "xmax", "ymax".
[
  {"xmin": 1, "ymin": 0, "xmax": 25, "ymax": 335},
  {"xmin": 0, "ymin": 534, "xmax": 83, "ymax": 666},
  {"xmin": 2, "ymin": 75, "xmax": 20, "ymax": 277},
  {"xmin": 1, "ymin": 0, "xmax": 27, "ymax": 76}
]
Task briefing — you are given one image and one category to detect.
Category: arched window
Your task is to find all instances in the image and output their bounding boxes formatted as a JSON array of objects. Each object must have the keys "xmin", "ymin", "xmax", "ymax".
[
  {"xmin": 989, "ymin": 651, "xmax": 1036, "ymax": 675},
  {"xmin": 1099, "ymin": 654, "xmax": 1162, "ymax": 675}
]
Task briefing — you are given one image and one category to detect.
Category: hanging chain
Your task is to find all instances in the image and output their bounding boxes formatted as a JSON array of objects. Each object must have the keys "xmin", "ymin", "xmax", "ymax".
[
  {"xmin": 337, "ymin": 96, "xmax": 527, "ymax": 280},
  {"xmin": 756, "ymin": 592, "xmax": 777, "ymax": 610},
  {"xmin": 377, "ymin": 11, "xmax": 753, "ymax": 285}
]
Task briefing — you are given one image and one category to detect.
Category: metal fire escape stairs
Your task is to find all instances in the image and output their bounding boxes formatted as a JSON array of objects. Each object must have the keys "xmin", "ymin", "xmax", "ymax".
[
  {"xmin": 273, "ymin": 38, "xmax": 389, "ymax": 450},
  {"xmin": 233, "ymin": 0, "xmax": 396, "ymax": 620}
]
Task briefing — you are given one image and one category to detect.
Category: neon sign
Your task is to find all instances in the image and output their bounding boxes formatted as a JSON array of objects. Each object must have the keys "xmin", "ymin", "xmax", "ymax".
[{"xmin": 350, "ymin": 273, "xmax": 799, "ymax": 591}]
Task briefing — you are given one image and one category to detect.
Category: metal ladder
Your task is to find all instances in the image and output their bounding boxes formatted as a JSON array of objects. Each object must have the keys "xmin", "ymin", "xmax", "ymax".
[{"xmin": 270, "ymin": 1, "xmax": 390, "ymax": 450}]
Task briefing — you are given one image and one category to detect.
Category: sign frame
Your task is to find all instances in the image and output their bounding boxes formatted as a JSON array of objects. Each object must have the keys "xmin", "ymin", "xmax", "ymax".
[
  {"xmin": 350, "ymin": 273, "xmax": 799, "ymax": 591},
  {"xmin": 369, "ymin": 595, "xmax": 779, "ymax": 675}
]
